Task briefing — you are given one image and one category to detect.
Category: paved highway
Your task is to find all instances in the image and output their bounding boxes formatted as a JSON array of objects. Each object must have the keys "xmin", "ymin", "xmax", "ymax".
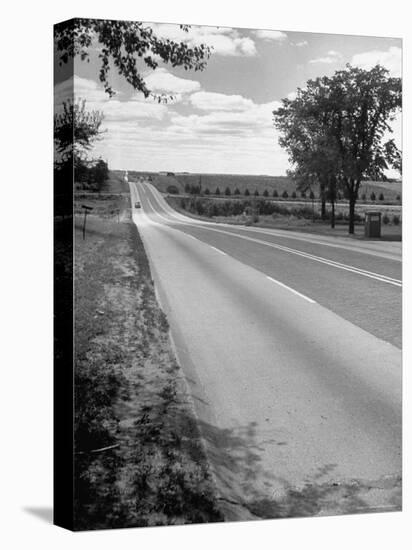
[{"xmin": 130, "ymin": 179, "xmax": 402, "ymax": 519}]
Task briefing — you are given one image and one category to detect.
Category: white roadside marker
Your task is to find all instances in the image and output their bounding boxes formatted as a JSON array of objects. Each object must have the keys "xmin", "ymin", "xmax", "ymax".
[{"xmin": 266, "ymin": 276, "xmax": 316, "ymax": 304}]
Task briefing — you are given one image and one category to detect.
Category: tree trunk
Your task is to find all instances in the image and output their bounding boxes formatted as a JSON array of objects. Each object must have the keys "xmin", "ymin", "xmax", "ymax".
[
  {"xmin": 348, "ymin": 194, "xmax": 356, "ymax": 234},
  {"xmin": 320, "ymin": 183, "xmax": 326, "ymax": 220},
  {"xmin": 331, "ymin": 200, "xmax": 335, "ymax": 228},
  {"xmin": 321, "ymin": 198, "xmax": 326, "ymax": 220}
]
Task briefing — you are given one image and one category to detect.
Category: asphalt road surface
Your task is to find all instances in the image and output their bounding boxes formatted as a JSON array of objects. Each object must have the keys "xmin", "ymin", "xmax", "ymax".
[{"xmin": 130, "ymin": 179, "xmax": 402, "ymax": 520}]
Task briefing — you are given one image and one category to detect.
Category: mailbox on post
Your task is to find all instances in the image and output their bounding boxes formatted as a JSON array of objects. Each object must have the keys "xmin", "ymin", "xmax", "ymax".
[{"xmin": 364, "ymin": 211, "xmax": 381, "ymax": 238}]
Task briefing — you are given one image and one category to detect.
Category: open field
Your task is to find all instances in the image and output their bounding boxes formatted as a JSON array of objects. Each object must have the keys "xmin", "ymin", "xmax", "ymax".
[
  {"xmin": 132, "ymin": 172, "xmax": 403, "ymax": 203},
  {"xmin": 73, "ymin": 189, "xmax": 222, "ymax": 529}
]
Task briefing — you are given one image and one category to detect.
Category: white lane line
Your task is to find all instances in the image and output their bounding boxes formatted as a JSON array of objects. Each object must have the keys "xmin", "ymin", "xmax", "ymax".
[
  {"xmin": 142, "ymin": 189, "xmax": 314, "ymax": 301},
  {"xmin": 142, "ymin": 186, "xmax": 314, "ymax": 303},
  {"xmin": 144, "ymin": 189, "xmax": 402, "ymax": 288},
  {"xmin": 146, "ymin": 198, "xmax": 175, "ymax": 225},
  {"xmin": 210, "ymin": 246, "xmax": 227, "ymax": 256},
  {"xmin": 145, "ymin": 197, "xmax": 229, "ymax": 257},
  {"xmin": 147, "ymin": 184, "xmax": 401, "ymax": 263},
  {"xmin": 267, "ymin": 276, "xmax": 316, "ymax": 304}
]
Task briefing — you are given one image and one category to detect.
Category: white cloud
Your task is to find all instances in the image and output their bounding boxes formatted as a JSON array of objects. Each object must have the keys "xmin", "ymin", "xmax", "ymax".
[
  {"xmin": 351, "ymin": 46, "xmax": 401, "ymax": 77},
  {"xmin": 294, "ymin": 40, "xmax": 308, "ymax": 47},
  {"xmin": 170, "ymin": 99, "xmax": 281, "ymax": 136},
  {"xmin": 253, "ymin": 30, "xmax": 287, "ymax": 42},
  {"xmin": 101, "ymin": 100, "xmax": 168, "ymax": 122},
  {"xmin": 55, "ymin": 75, "xmax": 170, "ymax": 124},
  {"xmin": 149, "ymin": 23, "xmax": 257, "ymax": 56},
  {"xmin": 54, "ymin": 75, "xmax": 109, "ymax": 109},
  {"xmin": 309, "ymin": 50, "xmax": 343, "ymax": 64},
  {"xmin": 144, "ymin": 68, "xmax": 201, "ymax": 95},
  {"xmin": 56, "ymin": 74, "xmax": 289, "ymax": 175},
  {"xmin": 190, "ymin": 91, "xmax": 255, "ymax": 112}
]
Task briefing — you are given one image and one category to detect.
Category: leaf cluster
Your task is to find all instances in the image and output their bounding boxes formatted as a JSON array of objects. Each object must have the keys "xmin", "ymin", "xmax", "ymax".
[
  {"xmin": 54, "ymin": 98, "xmax": 104, "ymax": 163},
  {"xmin": 55, "ymin": 19, "xmax": 211, "ymax": 98}
]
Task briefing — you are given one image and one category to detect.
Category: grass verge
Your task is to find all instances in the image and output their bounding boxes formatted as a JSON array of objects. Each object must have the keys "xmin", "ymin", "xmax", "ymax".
[
  {"xmin": 74, "ymin": 198, "xmax": 223, "ymax": 530},
  {"xmin": 165, "ymin": 195, "xmax": 401, "ymax": 241}
]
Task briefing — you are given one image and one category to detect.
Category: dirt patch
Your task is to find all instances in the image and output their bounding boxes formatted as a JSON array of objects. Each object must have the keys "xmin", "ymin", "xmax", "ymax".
[{"xmin": 73, "ymin": 204, "xmax": 223, "ymax": 530}]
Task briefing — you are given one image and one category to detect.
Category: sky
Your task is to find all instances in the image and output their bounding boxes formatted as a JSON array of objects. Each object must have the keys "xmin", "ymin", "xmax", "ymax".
[{"xmin": 54, "ymin": 23, "xmax": 402, "ymax": 176}]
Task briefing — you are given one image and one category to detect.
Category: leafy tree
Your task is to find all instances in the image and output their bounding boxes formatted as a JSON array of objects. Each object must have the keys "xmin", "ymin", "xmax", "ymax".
[
  {"xmin": 190, "ymin": 184, "xmax": 201, "ymax": 195},
  {"xmin": 291, "ymin": 191, "xmax": 297, "ymax": 199},
  {"xmin": 254, "ymin": 189, "xmax": 259, "ymax": 196},
  {"xmin": 54, "ymin": 98, "xmax": 104, "ymax": 166},
  {"xmin": 282, "ymin": 190, "xmax": 288, "ymax": 199},
  {"xmin": 91, "ymin": 159, "xmax": 109, "ymax": 186},
  {"xmin": 379, "ymin": 192, "xmax": 384, "ymax": 201},
  {"xmin": 263, "ymin": 189, "xmax": 269, "ymax": 197},
  {"xmin": 215, "ymin": 187, "xmax": 220, "ymax": 195},
  {"xmin": 167, "ymin": 185, "xmax": 179, "ymax": 194},
  {"xmin": 274, "ymin": 92, "xmax": 341, "ymax": 225},
  {"xmin": 244, "ymin": 188, "xmax": 250, "ymax": 196},
  {"xmin": 371, "ymin": 192, "xmax": 376, "ymax": 201},
  {"xmin": 273, "ymin": 189, "xmax": 278, "ymax": 198},
  {"xmin": 234, "ymin": 187, "xmax": 240, "ymax": 195},
  {"xmin": 274, "ymin": 65, "xmax": 402, "ymax": 233},
  {"xmin": 55, "ymin": 19, "xmax": 211, "ymax": 98},
  {"xmin": 204, "ymin": 188, "xmax": 210, "ymax": 195},
  {"xmin": 54, "ymin": 99, "xmax": 106, "ymax": 190},
  {"xmin": 225, "ymin": 186, "xmax": 231, "ymax": 196}
]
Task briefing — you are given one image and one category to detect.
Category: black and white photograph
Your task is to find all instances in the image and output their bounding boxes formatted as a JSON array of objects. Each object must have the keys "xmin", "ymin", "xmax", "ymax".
[
  {"xmin": 3, "ymin": 1, "xmax": 410, "ymax": 547},
  {"xmin": 53, "ymin": 16, "xmax": 403, "ymax": 531}
]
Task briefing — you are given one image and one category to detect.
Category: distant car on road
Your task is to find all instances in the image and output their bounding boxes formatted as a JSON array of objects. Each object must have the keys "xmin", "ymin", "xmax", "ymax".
[{"xmin": 134, "ymin": 201, "xmax": 141, "ymax": 209}]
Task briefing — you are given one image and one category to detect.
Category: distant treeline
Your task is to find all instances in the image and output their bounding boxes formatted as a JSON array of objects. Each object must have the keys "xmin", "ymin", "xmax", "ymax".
[
  {"xmin": 74, "ymin": 159, "xmax": 109, "ymax": 191},
  {"xmin": 169, "ymin": 183, "xmax": 400, "ymax": 204},
  {"xmin": 157, "ymin": 173, "xmax": 401, "ymax": 203}
]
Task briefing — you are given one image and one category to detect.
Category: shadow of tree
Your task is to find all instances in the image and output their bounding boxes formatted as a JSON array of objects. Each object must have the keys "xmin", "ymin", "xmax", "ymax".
[{"xmin": 193, "ymin": 416, "xmax": 401, "ymax": 520}]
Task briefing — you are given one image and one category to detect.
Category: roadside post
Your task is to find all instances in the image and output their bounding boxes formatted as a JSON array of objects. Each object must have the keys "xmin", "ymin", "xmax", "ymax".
[
  {"xmin": 364, "ymin": 211, "xmax": 381, "ymax": 238},
  {"xmin": 81, "ymin": 205, "xmax": 93, "ymax": 240}
]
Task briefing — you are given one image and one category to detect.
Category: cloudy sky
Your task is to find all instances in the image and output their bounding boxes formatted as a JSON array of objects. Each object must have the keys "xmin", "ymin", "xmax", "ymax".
[{"xmin": 55, "ymin": 23, "xmax": 402, "ymax": 175}]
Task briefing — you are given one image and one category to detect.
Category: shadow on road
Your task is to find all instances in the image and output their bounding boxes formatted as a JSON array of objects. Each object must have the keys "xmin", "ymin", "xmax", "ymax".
[{"xmin": 194, "ymin": 417, "xmax": 402, "ymax": 520}]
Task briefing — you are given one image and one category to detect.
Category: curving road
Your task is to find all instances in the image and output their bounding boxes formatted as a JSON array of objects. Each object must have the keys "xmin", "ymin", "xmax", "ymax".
[{"xmin": 130, "ymin": 179, "xmax": 402, "ymax": 519}]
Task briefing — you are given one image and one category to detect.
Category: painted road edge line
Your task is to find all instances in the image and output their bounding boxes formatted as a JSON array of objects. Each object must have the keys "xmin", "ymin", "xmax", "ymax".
[
  {"xmin": 144, "ymin": 183, "xmax": 400, "ymax": 288},
  {"xmin": 266, "ymin": 276, "xmax": 316, "ymax": 304},
  {"xmin": 156, "ymin": 197, "xmax": 401, "ymax": 287},
  {"xmin": 210, "ymin": 246, "xmax": 227, "ymax": 255},
  {"xmin": 146, "ymin": 196, "xmax": 228, "ymax": 257}
]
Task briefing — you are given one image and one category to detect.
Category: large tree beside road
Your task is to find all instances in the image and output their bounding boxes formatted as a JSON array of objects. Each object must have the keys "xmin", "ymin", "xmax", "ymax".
[{"xmin": 274, "ymin": 64, "xmax": 402, "ymax": 233}]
